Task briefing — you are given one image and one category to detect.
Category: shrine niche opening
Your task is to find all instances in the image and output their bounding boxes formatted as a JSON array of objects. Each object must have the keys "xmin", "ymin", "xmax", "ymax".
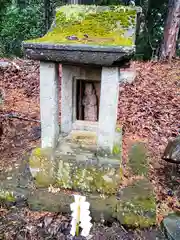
[{"xmin": 75, "ymin": 79, "xmax": 101, "ymax": 122}]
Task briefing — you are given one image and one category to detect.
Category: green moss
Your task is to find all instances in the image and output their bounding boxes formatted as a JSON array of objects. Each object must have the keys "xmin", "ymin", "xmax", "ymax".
[
  {"xmin": 119, "ymin": 196, "xmax": 156, "ymax": 215},
  {"xmin": 27, "ymin": 5, "xmax": 137, "ymax": 47},
  {"xmin": 56, "ymin": 160, "xmax": 121, "ymax": 194},
  {"xmin": 113, "ymin": 144, "xmax": 121, "ymax": 155},
  {"xmin": 56, "ymin": 161, "xmax": 73, "ymax": 189},
  {"xmin": 114, "ymin": 179, "xmax": 156, "ymax": 228},
  {"xmin": 29, "ymin": 147, "xmax": 56, "ymax": 187},
  {"xmin": 0, "ymin": 189, "xmax": 15, "ymax": 203},
  {"xmin": 116, "ymin": 127, "xmax": 121, "ymax": 133},
  {"xmin": 92, "ymin": 167, "xmax": 119, "ymax": 195},
  {"xmin": 128, "ymin": 142, "xmax": 148, "ymax": 176},
  {"xmin": 119, "ymin": 166, "xmax": 124, "ymax": 180},
  {"xmin": 33, "ymin": 147, "xmax": 42, "ymax": 157},
  {"xmin": 35, "ymin": 171, "xmax": 56, "ymax": 187},
  {"xmin": 122, "ymin": 213, "xmax": 156, "ymax": 228}
]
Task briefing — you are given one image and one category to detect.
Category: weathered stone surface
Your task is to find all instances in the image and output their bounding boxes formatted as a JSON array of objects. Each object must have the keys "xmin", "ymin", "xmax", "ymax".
[
  {"xmin": 128, "ymin": 142, "xmax": 148, "ymax": 176},
  {"xmin": 27, "ymin": 189, "xmax": 117, "ymax": 222},
  {"xmin": 61, "ymin": 64, "xmax": 75, "ymax": 134},
  {"xmin": 161, "ymin": 213, "xmax": 180, "ymax": 240},
  {"xmin": 98, "ymin": 67, "xmax": 120, "ymax": 153},
  {"xmin": 40, "ymin": 62, "xmax": 59, "ymax": 148},
  {"xmin": 23, "ymin": 43, "xmax": 134, "ymax": 66},
  {"xmin": 29, "ymin": 146, "xmax": 121, "ymax": 194},
  {"xmin": 60, "ymin": 62, "xmax": 123, "ymax": 154},
  {"xmin": 29, "ymin": 148, "xmax": 56, "ymax": 187},
  {"xmin": 27, "ymin": 179, "xmax": 156, "ymax": 228},
  {"xmin": 114, "ymin": 179, "xmax": 156, "ymax": 228},
  {"xmin": 56, "ymin": 156, "xmax": 121, "ymax": 194}
]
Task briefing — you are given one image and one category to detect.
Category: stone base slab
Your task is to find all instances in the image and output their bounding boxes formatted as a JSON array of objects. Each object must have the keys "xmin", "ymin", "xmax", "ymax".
[
  {"xmin": 27, "ymin": 189, "xmax": 117, "ymax": 223},
  {"xmin": 27, "ymin": 178, "xmax": 156, "ymax": 228},
  {"xmin": 29, "ymin": 144, "xmax": 122, "ymax": 194}
]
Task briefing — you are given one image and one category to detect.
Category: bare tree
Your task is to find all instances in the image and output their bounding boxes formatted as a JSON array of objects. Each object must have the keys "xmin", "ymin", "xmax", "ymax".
[{"xmin": 160, "ymin": 0, "xmax": 180, "ymax": 60}]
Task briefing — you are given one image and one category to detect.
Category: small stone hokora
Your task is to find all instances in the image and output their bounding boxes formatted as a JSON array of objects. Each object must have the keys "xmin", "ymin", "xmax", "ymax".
[{"xmin": 82, "ymin": 83, "xmax": 98, "ymax": 121}]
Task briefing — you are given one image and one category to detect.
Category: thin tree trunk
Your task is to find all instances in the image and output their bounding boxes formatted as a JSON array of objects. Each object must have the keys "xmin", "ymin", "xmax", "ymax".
[
  {"xmin": 44, "ymin": 0, "xmax": 55, "ymax": 33},
  {"xmin": 160, "ymin": 0, "xmax": 180, "ymax": 60}
]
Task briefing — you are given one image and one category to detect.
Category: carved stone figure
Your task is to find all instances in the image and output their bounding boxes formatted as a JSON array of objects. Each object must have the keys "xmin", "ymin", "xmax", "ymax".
[{"xmin": 82, "ymin": 83, "xmax": 97, "ymax": 121}]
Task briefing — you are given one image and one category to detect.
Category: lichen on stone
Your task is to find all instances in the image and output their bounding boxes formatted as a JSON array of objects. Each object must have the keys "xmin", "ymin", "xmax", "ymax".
[
  {"xmin": 27, "ymin": 5, "xmax": 137, "ymax": 47},
  {"xmin": 56, "ymin": 158, "xmax": 121, "ymax": 195},
  {"xmin": 56, "ymin": 160, "xmax": 73, "ymax": 189}
]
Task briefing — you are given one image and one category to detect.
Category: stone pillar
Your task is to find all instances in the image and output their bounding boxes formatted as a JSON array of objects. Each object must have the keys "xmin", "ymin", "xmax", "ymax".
[
  {"xmin": 40, "ymin": 62, "xmax": 59, "ymax": 148},
  {"xmin": 98, "ymin": 67, "xmax": 120, "ymax": 153},
  {"xmin": 61, "ymin": 65, "xmax": 77, "ymax": 133}
]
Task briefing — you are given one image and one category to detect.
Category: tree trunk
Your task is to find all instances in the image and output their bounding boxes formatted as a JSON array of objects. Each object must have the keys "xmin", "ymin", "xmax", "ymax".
[
  {"xmin": 44, "ymin": 0, "xmax": 55, "ymax": 33},
  {"xmin": 160, "ymin": 0, "xmax": 180, "ymax": 60}
]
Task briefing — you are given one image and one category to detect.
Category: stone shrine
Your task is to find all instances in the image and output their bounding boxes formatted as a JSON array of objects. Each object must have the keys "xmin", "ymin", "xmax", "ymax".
[
  {"xmin": 24, "ymin": 5, "xmax": 138, "ymax": 154},
  {"xmin": 21, "ymin": 5, "xmax": 156, "ymax": 226}
]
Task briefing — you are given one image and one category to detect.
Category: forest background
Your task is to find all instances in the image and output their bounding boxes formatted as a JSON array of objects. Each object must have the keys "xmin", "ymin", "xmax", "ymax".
[{"xmin": 0, "ymin": 0, "xmax": 180, "ymax": 61}]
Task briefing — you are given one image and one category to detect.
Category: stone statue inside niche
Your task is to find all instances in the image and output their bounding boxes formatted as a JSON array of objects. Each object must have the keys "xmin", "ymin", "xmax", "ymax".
[{"xmin": 82, "ymin": 83, "xmax": 98, "ymax": 121}]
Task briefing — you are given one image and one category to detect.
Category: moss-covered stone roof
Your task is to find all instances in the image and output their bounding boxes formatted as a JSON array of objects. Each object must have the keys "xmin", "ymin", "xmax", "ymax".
[{"xmin": 28, "ymin": 5, "xmax": 138, "ymax": 47}]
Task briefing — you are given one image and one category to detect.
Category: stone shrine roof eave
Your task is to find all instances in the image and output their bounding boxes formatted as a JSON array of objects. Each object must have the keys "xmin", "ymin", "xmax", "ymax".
[{"xmin": 23, "ymin": 42, "xmax": 135, "ymax": 66}]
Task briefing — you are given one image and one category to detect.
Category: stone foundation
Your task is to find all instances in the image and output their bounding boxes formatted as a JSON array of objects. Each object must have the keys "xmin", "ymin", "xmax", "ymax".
[{"xmin": 29, "ymin": 129, "xmax": 122, "ymax": 191}]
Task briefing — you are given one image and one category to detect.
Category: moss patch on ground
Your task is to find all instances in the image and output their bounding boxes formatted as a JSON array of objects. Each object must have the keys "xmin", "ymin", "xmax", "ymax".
[
  {"xmin": 128, "ymin": 142, "xmax": 148, "ymax": 176},
  {"xmin": 27, "ymin": 5, "xmax": 137, "ymax": 47},
  {"xmin": 114, "ymin": 179, "xmax": 156, "ymax": 228}
]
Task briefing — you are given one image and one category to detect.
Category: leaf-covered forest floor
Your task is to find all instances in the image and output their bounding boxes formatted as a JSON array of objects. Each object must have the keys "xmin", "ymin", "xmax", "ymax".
[{"xmin": 0, "ymin": 58, "xmax": 179, "ymax": 238}]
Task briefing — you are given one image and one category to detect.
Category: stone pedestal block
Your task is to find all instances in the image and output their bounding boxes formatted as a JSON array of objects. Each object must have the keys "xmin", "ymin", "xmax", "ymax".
[
  {"xmin": 29, "ymin": 147, "xmax": 121, "ymax": 194},
  {"xmin": 56, "ymin": 156, "xmax": 121, "ymax": 195}
]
